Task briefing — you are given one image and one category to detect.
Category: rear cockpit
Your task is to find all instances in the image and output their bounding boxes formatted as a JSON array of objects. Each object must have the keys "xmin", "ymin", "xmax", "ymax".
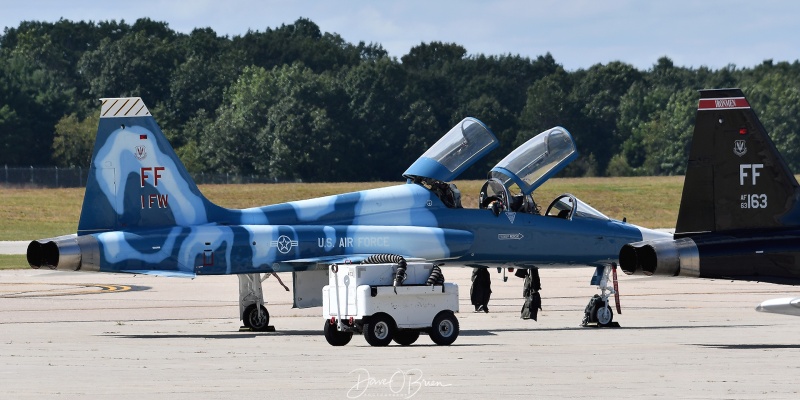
[{"xmin": 403, "ymin": 117, "xmax": 498, "ymax": 209}]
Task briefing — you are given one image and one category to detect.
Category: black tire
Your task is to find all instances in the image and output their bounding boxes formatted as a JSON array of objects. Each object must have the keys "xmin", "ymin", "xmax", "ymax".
[
  {"xmin": 244, "ymin": 304, "xmax": 270, "ymax": 331},
  {"xmin": 595, "ymin": 305, "xmax": 613, "ymax": 327},
  {"xmin": 363, "ymin": 313, "xmax": 395, "ymax": 346},
  {"xmin": 393, "ymin": 330, "xmax": 420, "ymax": 346},
  {"xmin": 429, "ymin": 311, "xmax": 459, "ymax": 345},
  {"xmin": 323, "ymin": 320, "xmax": 353, "ymax": 346}
]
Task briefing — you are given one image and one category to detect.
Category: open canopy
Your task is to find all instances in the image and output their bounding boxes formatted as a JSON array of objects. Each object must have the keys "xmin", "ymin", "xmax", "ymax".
[
  {"xmin": 403, "ymin": 117, "xmax": 498, "ymax": 182},
  {"xmin": 489, "ymin": 127, "xmax": 577, "ymax": 195}
]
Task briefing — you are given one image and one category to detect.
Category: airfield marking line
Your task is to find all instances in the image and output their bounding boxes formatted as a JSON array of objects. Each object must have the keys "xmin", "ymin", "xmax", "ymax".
[{"xmin": 0, "ymin": 283, "xmax": 132, "ymax": 298}]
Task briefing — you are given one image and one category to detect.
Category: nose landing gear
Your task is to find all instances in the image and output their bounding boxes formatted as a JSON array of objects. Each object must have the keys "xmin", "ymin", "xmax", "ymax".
[{"xmin": 582, "ymin": 263, "xmax": 621, "ymax": 328}]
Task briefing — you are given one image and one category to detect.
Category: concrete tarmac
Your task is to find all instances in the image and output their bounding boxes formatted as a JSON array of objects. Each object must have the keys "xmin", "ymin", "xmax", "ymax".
[
  {"xmin": 0, "ymin": 241, "xmax": 27, "ymax": 254},
  {"xmin": 2, "ymin": 266, "xmax": 799, "ymax": 399}
]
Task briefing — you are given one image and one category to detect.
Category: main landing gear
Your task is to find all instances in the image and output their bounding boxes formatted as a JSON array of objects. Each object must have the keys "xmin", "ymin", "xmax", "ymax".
[
  {"xmin": 238, "ymin": 273, "xmax": 275, "ymax": 332},
  {"xmin": 581, "ymin": 263, "xmax": 621, "ymax": 328}
]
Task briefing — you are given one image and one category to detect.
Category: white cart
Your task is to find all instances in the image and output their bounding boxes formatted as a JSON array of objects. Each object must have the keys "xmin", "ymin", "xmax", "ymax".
[{"xmin": 322, "ymin": 262, "xmax": 459, "ymax": 346}]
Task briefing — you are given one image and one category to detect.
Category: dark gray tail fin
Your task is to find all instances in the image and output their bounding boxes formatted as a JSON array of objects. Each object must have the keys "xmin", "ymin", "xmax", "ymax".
[{"xmin": 675, "ymin": 88, "xmax": 800, "ymax": 236}]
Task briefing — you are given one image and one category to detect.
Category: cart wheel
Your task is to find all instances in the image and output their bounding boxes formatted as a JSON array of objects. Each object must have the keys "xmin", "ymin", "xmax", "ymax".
[
  {"xmin": 429, "ymin": 311, "xmax": 459, "ymax": 345},
  {"xmin": 595, "ymin": 305, "xmax": 613, "ymax": 327},
  {"xmin": 363, "ymin": 313, "xmax": 395, "ymax": 346},
  {"xmin": 393, "ymin": 330, "xmax": 420, "ymax": 346},
  {"xmin": 243, "ymin": 304, "xmax": 270, "ymax": 331},
  {"xmin": 323, "ymin": 320, "xmax": 353, "ymax": 346}
]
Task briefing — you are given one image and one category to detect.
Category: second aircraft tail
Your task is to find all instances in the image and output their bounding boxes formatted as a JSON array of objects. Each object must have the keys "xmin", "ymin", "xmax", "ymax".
[{"xmin": 675, "ymin": 88, "xmax": 800, "ymax": 236}]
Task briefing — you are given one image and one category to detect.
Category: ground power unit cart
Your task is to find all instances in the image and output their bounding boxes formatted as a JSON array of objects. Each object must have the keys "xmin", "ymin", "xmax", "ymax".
[{"xmin": 322, "ymin": 260, "xmax": 459, "ymax": 346}]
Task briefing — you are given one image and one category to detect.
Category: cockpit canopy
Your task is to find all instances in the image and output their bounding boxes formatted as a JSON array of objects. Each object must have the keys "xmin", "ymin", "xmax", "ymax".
[
  {"xmin": 403, "ymin": 117, "xmax": 498, "ymax": 182},
  {"xmin": 403, "ymin": 122, "xmax": 576, "ymax": 193},
  {"xmin": 404, "ymin": 120, "xmax": 608, "ymax": 220},
  {"xmin": 489, "ymin": 127, "xmax": 577, "ymax": 195}
]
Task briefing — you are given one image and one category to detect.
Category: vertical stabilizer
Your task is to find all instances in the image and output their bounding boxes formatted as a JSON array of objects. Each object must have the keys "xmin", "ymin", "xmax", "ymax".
[
  {"xmin": 675, "ymin": 89, "xmax": 800, "ymax": 235},
  {"xmin": 78, "ymin": 98, "xmax": 225, "ymax": 235}
]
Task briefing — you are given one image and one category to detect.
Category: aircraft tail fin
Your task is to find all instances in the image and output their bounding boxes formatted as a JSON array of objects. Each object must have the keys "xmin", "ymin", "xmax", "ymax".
[
  {"xmin": 675, "ymin": 88, "xmax": 800, "ymax": 236},
  {"xmin": 78, "ymin": 98, "xmax": 226, "ymax": 235}
]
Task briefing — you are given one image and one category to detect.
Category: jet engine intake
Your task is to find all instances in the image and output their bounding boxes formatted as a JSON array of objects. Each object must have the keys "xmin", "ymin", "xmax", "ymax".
[{"xmin": 619, "ymin": 237, "xmax": 699, "ymax": 277}]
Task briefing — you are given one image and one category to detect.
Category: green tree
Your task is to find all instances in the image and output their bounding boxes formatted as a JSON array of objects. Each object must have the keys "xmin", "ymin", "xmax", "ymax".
[
  {"xmin": 231, "ymin": 18, "xmax": 362, "ymax": 73},
  {"xmin": 400, "ymin": 100, "xmax": 440, "ymax": 161},
  {"xmin": 451, "ymin": 94, "xmax": 517, "ymax": 177},
  {"xmin": 517, "ymin": 70, "xmax": 574, "ymax": 145},
  {"xmin": 78, "ymin": 19, "xmax": 178, "ymax": 104},
  {"xmin": 570, "ymin": 61, "xmax": 643, "ymax": 174},
  {"xmin": 165, "ymin": 28, "xmax": 243, "ymax": 137},
  {"xmin": 52, "ymin": 113, "xmax": 99, "ymax": 167},
  {"xmin": 745, "ymin": 74, "xmax": 800, "ymax": 171},
  {"xmin": 616, "ymin": 82, "xmax": 674, "ymax": 173},
  {"xmin": 341, "ymin": 57, "xmax": 411, "ymax": 180},
  {"xmin": 633, "ymin": 88, "xmax": 697, "ymax": 175},
  {"xmin": 265, "ymin": 66, "xmax": 351, "ymax": 181},
  {"xmin": 0, "ymin": 54, "xmax": 75, "ymax": 165},
  {"xmin": 402, "ymin": 42, "xmax": 467, "ymax": 132},
  {"xmin": 198, "ymin": 66, "xmax": 273, "ymax": 175}
]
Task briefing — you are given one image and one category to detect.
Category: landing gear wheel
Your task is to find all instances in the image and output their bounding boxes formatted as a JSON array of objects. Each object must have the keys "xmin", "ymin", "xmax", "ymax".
[
  {"xmin": 393, "ymin": 330, "xmax": 420, "ymax": 346},
  {"xmin": 429, "ymin": 311, "xmax": 459, "ymax": 346},
  {"xmin": 363, "ymin": 313, "xmax": 395, "ymax": 346},
  {"xmin": 323, "ymin": 321, "xmax": 353, "ymax": 346},
  {"xmin": 244, "ymin": 304, "xmax": 270, "ymax": 331},
  {"xmin": 595, "ymin": 305, "xmax": 613, "ymax": 327}
]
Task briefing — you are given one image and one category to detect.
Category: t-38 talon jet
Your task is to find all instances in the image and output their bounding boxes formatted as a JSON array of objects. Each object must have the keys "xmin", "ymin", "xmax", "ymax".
[
  {"xmin": 620, "ymin": 88, "xmax": 800, "ymax": 316},
  {"xmin": 27, "ymin": 97, "xmax": 667, "ymax": 330}
]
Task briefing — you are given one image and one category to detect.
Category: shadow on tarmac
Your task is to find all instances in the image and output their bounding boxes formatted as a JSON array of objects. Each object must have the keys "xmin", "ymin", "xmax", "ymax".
[
  {"xmin": 108, "ymin": 323, "xmax": 771, "ymax": 341},
  {"xmin": 695, "ymin": 343, "xmax": 800, "ymax": 350}
]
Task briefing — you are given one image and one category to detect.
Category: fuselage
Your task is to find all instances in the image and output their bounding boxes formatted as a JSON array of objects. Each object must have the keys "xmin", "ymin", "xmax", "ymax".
[{"xmin": 70, "ymin": 183, "xmax": 662, "ymax": 276}]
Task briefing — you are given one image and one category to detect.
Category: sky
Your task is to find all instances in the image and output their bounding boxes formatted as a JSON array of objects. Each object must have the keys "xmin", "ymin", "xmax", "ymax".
[{"xmin": 2, "ymin": 0, "xmax": 800, "ymax": 71}]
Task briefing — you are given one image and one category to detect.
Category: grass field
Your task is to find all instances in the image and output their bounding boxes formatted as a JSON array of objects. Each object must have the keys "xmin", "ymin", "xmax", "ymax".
[
  {"xmin": 0, "ymin": 255, "xmax": 26, "ymax": 270},
  {"xmin": 0, "ymin": 176, "xmax": 685, "ymax": 242}
]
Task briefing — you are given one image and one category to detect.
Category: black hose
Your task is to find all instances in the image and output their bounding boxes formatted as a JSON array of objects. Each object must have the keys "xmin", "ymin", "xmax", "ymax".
[
  {"xmin": 360, "ymin": 255, "xmax": 445, "ymax": 288},
  {"xmin": 363, "ymin": 254, "xmax": 407, "ymax": 290},
  {"xmin": 363, "ymin": 254, "xmax": 407, "ymax": 268},
  {"xmin": 426, "ymin": 265, "xmax": 445, "ymax": 285}
]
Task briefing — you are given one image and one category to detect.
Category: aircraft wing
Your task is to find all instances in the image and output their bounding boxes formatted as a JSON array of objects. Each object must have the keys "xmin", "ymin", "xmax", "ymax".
[
  {"xmin": 756, "ymin": 297, "xmax": 800, "ymax": 317},
  {"xmin": 282, "ymin": 254, "xmax": 429, "ymax": 268},
  {"xmin": 122, "ymin": 270, "xmax": 197, "ymax": 278},
  {"xmin": 278, "ymin": 252, "xmax": 467, "ymax": 272}
]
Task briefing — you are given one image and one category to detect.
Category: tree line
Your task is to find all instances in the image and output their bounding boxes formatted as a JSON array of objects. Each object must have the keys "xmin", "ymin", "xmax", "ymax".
[{"xmin": 2, "ymin": 17, "xmax": 800, "ymax": 181}]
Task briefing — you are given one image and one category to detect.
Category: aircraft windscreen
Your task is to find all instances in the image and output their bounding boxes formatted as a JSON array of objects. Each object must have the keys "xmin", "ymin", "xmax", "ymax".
[
  {"xmin": 422, "ymin": 118, "xmax": 497, "ymax": 173},
  {"xmin": 573, "ymin": 198, "xmax": 609, "ymax": 220},
  {"xmin": 547, "ymin": 195, "xmax": 610, "ymax": 220}
]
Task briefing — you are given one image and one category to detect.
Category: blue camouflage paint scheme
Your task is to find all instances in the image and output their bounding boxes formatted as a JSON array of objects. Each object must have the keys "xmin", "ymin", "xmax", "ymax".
[{"xmin": 41, "ymin": 97, "xmax": 668, "ymax": 278}]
